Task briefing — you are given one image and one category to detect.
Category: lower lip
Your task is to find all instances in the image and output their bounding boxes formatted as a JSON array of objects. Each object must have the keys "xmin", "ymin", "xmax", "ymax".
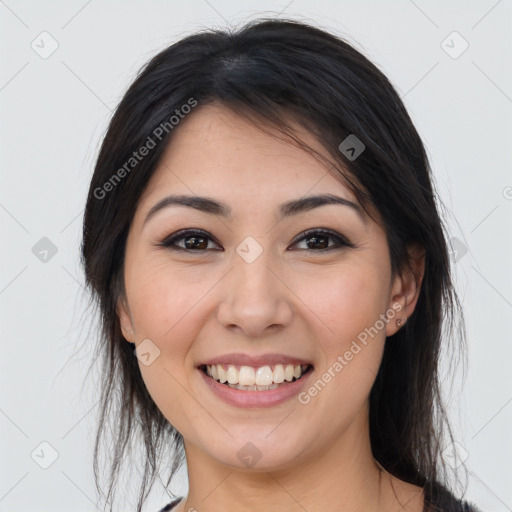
[{"xmin": 198, "ymin": 367, "xmax": 313, "ymax": 408}]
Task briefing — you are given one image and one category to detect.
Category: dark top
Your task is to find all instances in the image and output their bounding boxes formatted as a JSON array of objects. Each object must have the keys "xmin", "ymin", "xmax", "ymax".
[{"xmin": 158, "ymin": 482, "xmax": 483, "ymax": 511}]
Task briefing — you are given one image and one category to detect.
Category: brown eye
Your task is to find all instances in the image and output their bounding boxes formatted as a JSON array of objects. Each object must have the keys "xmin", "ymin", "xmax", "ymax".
[
  {"xmin": 159, "ymin": 228, "xmax": 353, "ymax": 253},
  {"xmin": 183, "ymin": 234, "xmax": 208, "ymax": 250},
  {"xmin": 291, "ymin": 229, "xmax": 353, "ymax": 252},
  {"xmin": 160, "ymin": 230, "xmax": 222, "ymax": 252}
]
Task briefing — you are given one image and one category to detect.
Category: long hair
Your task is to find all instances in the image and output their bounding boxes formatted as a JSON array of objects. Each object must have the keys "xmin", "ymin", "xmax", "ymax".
[{"xmin": 80, "ymin": 18, "xmax": 466, "ymax": 511}]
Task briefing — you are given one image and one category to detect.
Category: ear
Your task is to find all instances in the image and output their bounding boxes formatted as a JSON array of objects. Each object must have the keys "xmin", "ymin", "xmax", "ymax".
[
  {"xmin": 385, "ymin": 244, "xmax": 425, "ymax": 337},
  {"xmin": 117, "ymin": 296, "xmax": 136, "ymax": 343}
]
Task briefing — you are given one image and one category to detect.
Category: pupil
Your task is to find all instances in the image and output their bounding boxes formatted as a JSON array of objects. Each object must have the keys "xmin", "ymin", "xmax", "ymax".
[
  {"xmin": 308, "ymin": 235, "xmax": 328, "ymax": 249},
  {"xmin": 185, "ymin": 236, "xmax": 207, "ymax": 250}
]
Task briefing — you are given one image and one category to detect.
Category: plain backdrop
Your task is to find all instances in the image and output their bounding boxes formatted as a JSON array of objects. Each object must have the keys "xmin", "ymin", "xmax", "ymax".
[{"xmin": 1, "ymin": 1, "xmax": 511, "ymax": 511}]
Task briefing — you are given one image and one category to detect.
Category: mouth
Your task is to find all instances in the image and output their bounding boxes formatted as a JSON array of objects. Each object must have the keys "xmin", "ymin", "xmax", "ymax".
[{"xmin": 198, "ymin": 363, "xmax": 314, "ymax": 391}]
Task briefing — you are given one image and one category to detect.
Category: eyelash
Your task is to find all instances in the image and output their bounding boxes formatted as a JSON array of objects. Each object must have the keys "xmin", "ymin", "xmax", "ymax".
[{"xmin": 158, "ymin": 228, "xmax": 354, "ymax": 253}]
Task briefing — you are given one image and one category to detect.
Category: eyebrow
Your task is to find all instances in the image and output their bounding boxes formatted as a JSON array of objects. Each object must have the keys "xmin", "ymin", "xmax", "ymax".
[{"xmin": 143, "ymin": 193, "xmax": 365, "ymax": 226}]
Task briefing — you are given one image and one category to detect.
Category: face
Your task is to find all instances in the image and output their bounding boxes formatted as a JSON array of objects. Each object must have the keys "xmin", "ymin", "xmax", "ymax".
[{"xmin": 117, "ymin": 103, "xmax": 414, "ymax": 472}]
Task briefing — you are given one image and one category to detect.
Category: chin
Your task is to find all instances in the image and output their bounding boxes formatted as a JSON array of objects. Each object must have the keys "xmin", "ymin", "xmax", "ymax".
[{"xmin": 203, "ymin": 428, "xmax": 309, "ymax": 472}]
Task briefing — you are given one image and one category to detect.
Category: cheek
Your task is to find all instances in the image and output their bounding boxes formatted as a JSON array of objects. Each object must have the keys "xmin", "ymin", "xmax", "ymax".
[
  {"xmin": 295, "ymin": 262, "xmax": 389, "ymax": 409},
  {"xmin": 126, "ymin": 259, "xmax": 210, "ymax": 341},
  {"xmin": 297, "ymin": 262, "xmax": 389, "ymax": 346},
  {"xmin": 126, "ymin": 262, "xmax": 211, "ymax": 430}
]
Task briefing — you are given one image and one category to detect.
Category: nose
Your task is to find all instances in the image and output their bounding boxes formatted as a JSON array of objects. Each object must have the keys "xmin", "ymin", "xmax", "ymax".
[{"xmin": 216, "ymin": 244, "xmax": 293, "ymax": 338}]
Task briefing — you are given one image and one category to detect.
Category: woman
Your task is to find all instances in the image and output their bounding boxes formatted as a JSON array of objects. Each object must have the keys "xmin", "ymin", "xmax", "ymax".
[{"xmin": 81, "ymin": 18, "xmax": 481, "ymax": 512}]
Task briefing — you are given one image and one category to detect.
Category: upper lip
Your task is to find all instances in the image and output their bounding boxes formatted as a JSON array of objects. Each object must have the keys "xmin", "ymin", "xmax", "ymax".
[{"xmin": 198, "ymin": 353, "xmax": 313, "ymax": 368}]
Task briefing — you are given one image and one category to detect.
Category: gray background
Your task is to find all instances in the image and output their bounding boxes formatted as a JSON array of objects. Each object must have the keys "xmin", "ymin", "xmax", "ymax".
[{"xmin": 1, "ymin": 1, "xmax": 511, "ymax": 511}]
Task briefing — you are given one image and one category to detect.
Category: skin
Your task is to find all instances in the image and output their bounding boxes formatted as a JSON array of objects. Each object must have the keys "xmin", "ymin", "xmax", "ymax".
[{"xmin": 117, "ymin": 103, "xmax": 426, "ymax": 512}]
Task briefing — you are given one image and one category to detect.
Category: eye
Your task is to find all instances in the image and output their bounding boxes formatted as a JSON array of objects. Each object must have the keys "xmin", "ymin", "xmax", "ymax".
[
  {"xmin": 159, "ymin": 229, "xmax": 222, "ymax": 252},
  {"xmin": 289, "ymin": 228, "xmax": 353, "ymax": 252},
  {"xmin": 158, "ymin": 228, "xmax": 353, "ymax": 253}
]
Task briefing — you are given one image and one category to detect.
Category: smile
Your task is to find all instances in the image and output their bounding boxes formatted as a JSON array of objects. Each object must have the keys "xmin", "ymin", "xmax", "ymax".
[
  {"xmin": 201, "ymin": 363, "xmax": 312, "ymax": 391},
  {"xmin": 197, "ymin": 353, "xmax": 314, "ymax": 407}
]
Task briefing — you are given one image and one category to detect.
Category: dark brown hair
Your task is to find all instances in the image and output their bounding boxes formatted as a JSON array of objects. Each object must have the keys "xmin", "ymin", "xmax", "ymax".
[{"xmin": 80, "ymin": 17, "xmax": 467, "ymax": 512}]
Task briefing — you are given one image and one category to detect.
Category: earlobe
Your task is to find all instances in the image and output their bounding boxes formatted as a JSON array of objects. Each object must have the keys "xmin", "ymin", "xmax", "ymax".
[
  {"xmin": 385, "ymin": 292, "xmax": 407, "ymax": 337},
  {"xmin": 386, "ymin": 244, "xmax": 425, "ymax": 337}
]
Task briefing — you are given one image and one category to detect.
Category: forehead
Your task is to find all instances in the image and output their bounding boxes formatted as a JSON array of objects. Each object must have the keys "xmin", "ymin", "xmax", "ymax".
[{"xmin": 138, "ymin": 103, "xmax": 358, "ymax": 208}]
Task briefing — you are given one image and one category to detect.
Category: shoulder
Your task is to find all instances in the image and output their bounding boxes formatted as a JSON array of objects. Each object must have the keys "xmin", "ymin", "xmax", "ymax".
[
  {"xmin": 157, "ymin": 497, "xmax": 183, "ymax": 512},
  {"xmin": 425, "ymin": 482, "xmax": 483, "ymax": 512}
]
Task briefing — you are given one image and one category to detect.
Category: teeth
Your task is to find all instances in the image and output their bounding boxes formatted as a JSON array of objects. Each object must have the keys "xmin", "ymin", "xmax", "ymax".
[
  {"xmin": 218, "ymin": 365, "xmax": 227, "ymax": 383},
  {"xmin": 227, "ymin": 365, "xmax": 238, "ymax": 384},
  {"xmin": 204, "ymin": 363, "xmax": 308, "ymax": 387},
  {"xmin": 255, "ymin": 366, "xmax": 273, "ymax": 386},
  {"xmin": 239, "ymin": 366, "xmax": 256, "ymax": 386},
  {"xmin": 272, "ymin": 364, "xmax": 285, "ymax": 383}
]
